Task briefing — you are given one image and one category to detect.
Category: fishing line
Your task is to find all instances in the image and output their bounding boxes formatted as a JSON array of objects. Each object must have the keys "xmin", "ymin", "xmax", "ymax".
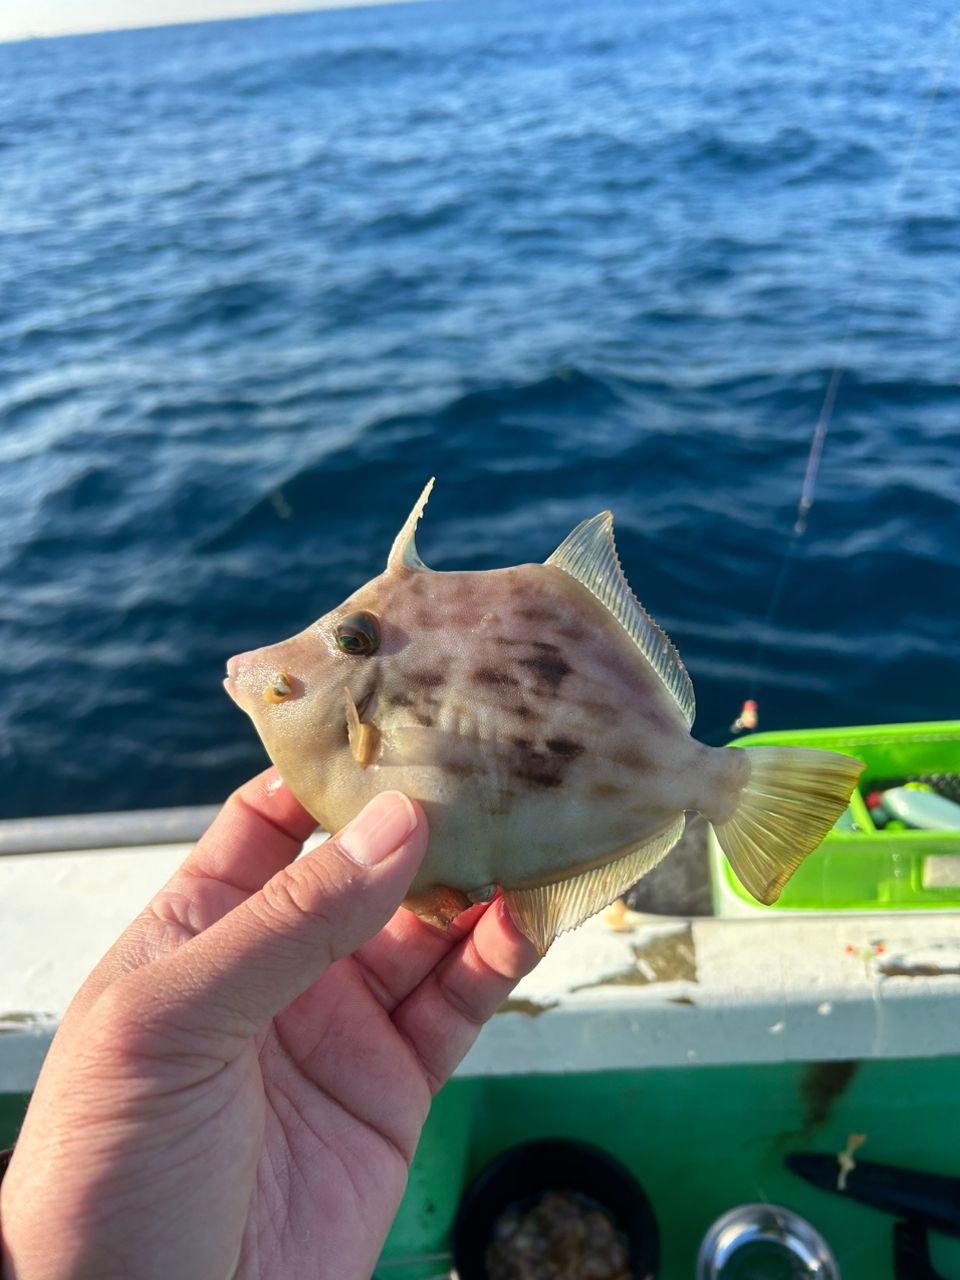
[{"xmin": 728, "ymin": 15, "xmax": 960, "ymax": 737}]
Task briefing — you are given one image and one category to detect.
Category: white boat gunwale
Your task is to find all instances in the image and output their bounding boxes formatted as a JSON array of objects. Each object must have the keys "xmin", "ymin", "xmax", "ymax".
[{"xmin": 1, "ymin": 809, "xmax": 959, "ymax": 1095}]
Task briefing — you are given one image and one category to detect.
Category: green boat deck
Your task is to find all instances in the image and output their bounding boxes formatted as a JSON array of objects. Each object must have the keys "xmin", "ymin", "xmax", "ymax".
[{"xmin": 380, "ymin": 1058, "xmax": 960, "ymax": 1279}]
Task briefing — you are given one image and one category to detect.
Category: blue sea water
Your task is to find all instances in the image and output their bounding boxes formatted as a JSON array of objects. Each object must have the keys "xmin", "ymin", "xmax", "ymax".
[{"xmin": 0, "ymin": 0, "xmax": 958, "ymax": 818}]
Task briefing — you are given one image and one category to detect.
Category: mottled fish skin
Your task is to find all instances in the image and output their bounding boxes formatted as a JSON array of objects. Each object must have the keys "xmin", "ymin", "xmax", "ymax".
[{"xmin": 225, "ymin": 556, "xmax": 746, "ymax": 901}]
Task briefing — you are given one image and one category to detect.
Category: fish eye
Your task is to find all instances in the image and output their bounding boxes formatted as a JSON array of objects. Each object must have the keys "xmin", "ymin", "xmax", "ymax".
[
  {"xmin": 263, "ymin": 672, "xmax": 292, "ymax": 703},
  {"xmin": 335, "ymin": 610, "xmax": 381, "ymax": 657}
]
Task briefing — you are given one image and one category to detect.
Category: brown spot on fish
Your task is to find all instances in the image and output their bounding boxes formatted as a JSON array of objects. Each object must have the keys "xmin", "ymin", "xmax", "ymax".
[
  {"xmin": 445, "ymin": 760, "xmax": 474, "ymax": 779},
  {"xmin": 473, "ymin": 667, "xmax": 520, "ymax": 688},
  {"xmin": 557, "ymin": 624, "xmax": 588, "ymax": 642},
  {"xmin": 416, "ymin": 671, "xmax": 445, "ymax": 688},
  {"xmin": 613, "ymin": 746, "xmax": 651, "ymax": 771},
  {"xmin": 575, "ymin": 696, "xmax": 621, "ymax": 723},
  {"xmin": 511, "ymin": 747, "xmax": 567, "ymax": 790},
  {"xmin": 496, "ymin": 638, "xmax": 561, "ymax": 653},
  {"xmin": 510, "ymin": 736, "xmax": 533, "ymax": 750},
  {"xmin": 645, "ymin": 705, "xmax": 679, "ymax": 732},
  {"xmin": 390, "ymin": 692, "xmax": 414, "ymax": 708},
  {"xmin": 518, "ymin": 654, "xmax": 572, "ymax": 691},
  {"xmin": 414, "ymin": 711, "xmax": 435, "ymax": 727},
  {"xmin": 515, "ymin": 606, "xmax": 558, "ymax": 623},
  {"xmin": 448, "ymin": 609, "xmax": 483, "ymax": 628},
  {"xmin": 590, "ymin": 781, "xmax": 627, "ymax": 800},
  {"xmin": 514, "ymin": 703, "xmax": 535, "ymax": 720},
  {"xmin": 488, "ymin": 787, "xmax": 517, "ymax": 816},
  {"xmin": 546, "ymin": 737, "xmax": 584, "ymax": 759}
]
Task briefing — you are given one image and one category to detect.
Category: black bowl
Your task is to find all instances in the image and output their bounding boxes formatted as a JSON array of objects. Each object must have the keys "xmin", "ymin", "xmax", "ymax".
[{"xmin": 451, "ymin": 1138, "xmax": 659, "ymax": 1279}]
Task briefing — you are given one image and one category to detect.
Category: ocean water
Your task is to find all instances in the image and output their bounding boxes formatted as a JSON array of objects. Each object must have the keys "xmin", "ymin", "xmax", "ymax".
[{"xmin": 1, "ymin": 0, "xmax": 958, "ymax": 818}]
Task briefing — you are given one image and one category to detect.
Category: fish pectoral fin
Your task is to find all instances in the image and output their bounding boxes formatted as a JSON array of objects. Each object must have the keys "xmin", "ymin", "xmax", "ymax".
[
  {"xmin": 502, "ymin": 816, "xmax": 686, "ymax": 956},
  {"xmin": 343, "ymin": 687, "xmax": 380, "ymax": 768},
  {"xmin": 403, "ymin": 884, "xmax": 471, "ymax": 931}
]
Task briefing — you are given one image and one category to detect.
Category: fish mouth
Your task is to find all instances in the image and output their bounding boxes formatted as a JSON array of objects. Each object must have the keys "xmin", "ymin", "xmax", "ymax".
[{"xmin": 223, "ymin": 653, "xmax": 245, "ymax": 706}]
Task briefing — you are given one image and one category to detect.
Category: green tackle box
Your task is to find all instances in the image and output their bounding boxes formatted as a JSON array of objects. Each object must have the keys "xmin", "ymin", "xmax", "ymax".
[{"xmin": 709, "ymin": 720, "xmax": 960, "ymax": 914}]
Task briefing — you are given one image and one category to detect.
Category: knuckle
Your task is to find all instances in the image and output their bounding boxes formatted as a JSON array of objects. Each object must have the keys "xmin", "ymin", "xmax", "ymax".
[
  {"xmin": 82, "ymin": 973, "xmax": 167, "ymax": 1063},
  {"xmin": 256, "ymin": 857, "xmax": 343, "ymax": 937}
]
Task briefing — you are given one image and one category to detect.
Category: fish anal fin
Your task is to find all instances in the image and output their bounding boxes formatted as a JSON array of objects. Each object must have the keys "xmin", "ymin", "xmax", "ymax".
[
  {"xmin": 403, "ymin": 884, "xmax": 471, "ymax": 931},
  {"xmin": 546, "ymin": 512, "xmax": 695, "ymax": 728},
  {"xmin": 343, "ymin": 687, "xmax": 380, "ymax": 768},
  {"xmin": 502, "ymin": 815, "xmax": 686, "ymax": 955}
]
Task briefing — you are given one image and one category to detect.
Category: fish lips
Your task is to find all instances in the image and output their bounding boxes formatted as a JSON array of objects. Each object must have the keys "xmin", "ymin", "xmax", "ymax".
[{"xmin": 223, "ymin": 651, "xmax": 255, "ymax": 710}]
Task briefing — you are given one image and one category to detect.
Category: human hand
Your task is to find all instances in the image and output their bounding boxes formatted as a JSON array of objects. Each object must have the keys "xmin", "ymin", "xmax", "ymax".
[{"xmin": 0, "ymin": 769, "xmax": 538, "ymax": 1280}]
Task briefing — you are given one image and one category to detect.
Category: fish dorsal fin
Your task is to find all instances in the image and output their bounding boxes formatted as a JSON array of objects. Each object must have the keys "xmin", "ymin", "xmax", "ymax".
[
  {"xmin": 546, "ymin": 512, "xmax": 695, "ymax": 728},
  {"xmin": 502, "ymin": 816, "xmax": 685, "ymax": 954},
  {"xmin": 387, "ymin": 477, "xmax": 435, "ymax": 572}
]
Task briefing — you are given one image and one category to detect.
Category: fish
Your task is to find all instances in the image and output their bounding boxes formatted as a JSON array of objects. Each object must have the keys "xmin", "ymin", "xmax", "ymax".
[{"xmin": 224, "ymin": 479, "xmax": 864, "ymax": 954}]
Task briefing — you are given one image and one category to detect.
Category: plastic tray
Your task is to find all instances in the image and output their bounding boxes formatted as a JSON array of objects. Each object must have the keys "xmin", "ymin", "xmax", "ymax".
[{"xmin": 709, "ymin": 721, "xmax": 960, "ymax": 914}]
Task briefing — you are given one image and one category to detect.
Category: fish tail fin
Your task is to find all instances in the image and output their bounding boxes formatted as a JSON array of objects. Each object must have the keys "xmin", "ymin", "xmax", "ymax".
[{"xmin": 709, "ymin": 746, "xmax": 864, "ymax": 905}]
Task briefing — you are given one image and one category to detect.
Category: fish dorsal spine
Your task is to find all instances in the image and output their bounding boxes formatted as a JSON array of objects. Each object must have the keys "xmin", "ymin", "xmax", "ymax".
[
  {"xmin": 546, "ymin": 512, "xmax": 695, "ymax": 728},
  {"xmin": 387, "ymin": 477, "xmax": 435, "ymax": 572}
]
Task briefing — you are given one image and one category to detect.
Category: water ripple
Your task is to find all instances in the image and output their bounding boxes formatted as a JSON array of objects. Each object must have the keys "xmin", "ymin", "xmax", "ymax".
[{"xmin": 0, "ymin": 0, "xmax": 958, "ymax": 814}]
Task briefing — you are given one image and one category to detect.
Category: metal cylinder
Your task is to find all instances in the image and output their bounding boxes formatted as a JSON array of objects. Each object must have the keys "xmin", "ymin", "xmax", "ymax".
[{"xmin": 697, "ymin": 1203, "xmax": 840, "ymax": 1280}]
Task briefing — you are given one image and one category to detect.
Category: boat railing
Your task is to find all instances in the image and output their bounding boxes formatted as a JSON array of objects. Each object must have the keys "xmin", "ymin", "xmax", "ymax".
[{"xmin": 0, "ymin": 806, "xmax": 220, "ymax": 857}]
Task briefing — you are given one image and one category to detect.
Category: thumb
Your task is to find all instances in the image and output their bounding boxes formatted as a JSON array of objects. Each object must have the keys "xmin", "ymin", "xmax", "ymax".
[{"xmin": 121, "ymin": 791, "xmax": 428, "ymax": 1054}]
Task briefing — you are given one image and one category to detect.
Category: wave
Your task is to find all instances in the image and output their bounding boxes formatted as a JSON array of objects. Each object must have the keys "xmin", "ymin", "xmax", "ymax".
[
  {"xmin": 2, "ymin": 0, "xmax": 959, "ymax": 816},
  {"xmin": 895, "ymin": 214, "xmax": 960, "ymax": 255}
]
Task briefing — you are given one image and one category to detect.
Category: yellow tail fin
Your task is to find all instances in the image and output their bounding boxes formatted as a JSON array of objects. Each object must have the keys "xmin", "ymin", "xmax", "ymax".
[{"xmin": 712, "ymin": 746, "xmax": 865, "ymax": 904}]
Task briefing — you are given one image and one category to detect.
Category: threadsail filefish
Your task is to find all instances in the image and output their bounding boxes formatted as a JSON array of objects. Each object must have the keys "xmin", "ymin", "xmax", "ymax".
[{"xmin": 224, "ymin": 480, "xmax": 863, "ymax": 953}]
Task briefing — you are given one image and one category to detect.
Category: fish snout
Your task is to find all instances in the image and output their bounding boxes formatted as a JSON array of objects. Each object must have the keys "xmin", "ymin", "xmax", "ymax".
[
  {"xmin": 220, "ymin": 650, "xmax": 261, "ymax": 711},
  {"xmin": 226, "ymin": 652, "xmax": 246, "ymax": 681},
  {"xmin": 224, "ymin": 650, "xmax": 303, "ymax": 709},
  {"xmin": 224, "ymin": 650, "xmax": 258, "ymax": 706}
]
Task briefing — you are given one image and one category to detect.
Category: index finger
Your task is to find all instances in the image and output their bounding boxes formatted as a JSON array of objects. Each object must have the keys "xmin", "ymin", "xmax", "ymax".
[
  {"xmin": 68, "ymin": 769, "xmax": 317, "ymax": 1018},
  {"xmin": 177, "ymin": 767, "xmax": 317, "ymax": 895}
]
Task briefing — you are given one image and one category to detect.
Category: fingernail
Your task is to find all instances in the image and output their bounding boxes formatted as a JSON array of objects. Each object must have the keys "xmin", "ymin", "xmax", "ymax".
[{"xmin": 339, "ymin": 792, "xmax": 417, "ymax": 867}]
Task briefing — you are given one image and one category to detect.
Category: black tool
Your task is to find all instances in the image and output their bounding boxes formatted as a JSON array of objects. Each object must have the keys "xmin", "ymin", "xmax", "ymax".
[
  {"xmin": 786, "ymin": 1154, "xmax": 960, "ymax": 1238},
  {"xmin": 787, "ymin": 1152, "xmax": 960, "ymax": 1280},
  {"xmin": 895, "ymin": 1221, "xmax": 947, "ymax": 1280}
]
